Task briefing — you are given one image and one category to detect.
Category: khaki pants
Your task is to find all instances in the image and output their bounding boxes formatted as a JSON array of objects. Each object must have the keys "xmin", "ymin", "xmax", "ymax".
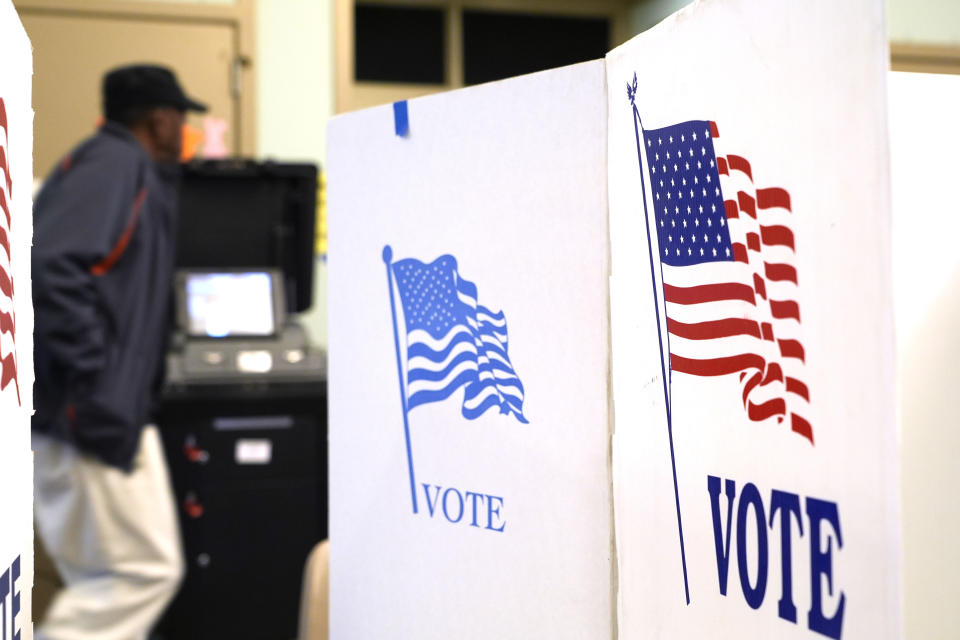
[{"xmin": 33, "ymin": 426, "xmax": 184, "ymax": 640}]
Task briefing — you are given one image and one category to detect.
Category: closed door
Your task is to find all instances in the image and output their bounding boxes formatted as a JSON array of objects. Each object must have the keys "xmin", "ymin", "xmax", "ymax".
[{"xmin": 19, "ymin": 6, "xmax": 243, "ymax": 177}]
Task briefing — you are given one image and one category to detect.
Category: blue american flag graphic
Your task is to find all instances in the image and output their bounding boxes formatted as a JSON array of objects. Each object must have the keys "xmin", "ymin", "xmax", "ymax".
[{"xmin": 392, "ymin": 254, "xmax": 527, "ymax": 423}]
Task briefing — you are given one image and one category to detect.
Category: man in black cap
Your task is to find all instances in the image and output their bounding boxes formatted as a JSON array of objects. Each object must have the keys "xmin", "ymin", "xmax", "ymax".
[{"xmin": 31, "ymin": 64, "xmax": 206, "ymax": 640}]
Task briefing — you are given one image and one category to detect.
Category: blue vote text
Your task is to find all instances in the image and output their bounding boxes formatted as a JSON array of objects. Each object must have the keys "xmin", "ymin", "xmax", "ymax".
[
  {"xmin": 0, "ymin": 555, "xmax": 21, "ymax": 640},
  {"xmin": 420, "ymin": 483, "xmax": 506, "ymax": 533},
  {"xmin": 708, "ymin": 475, "xmax": 844, "ymax": 639}
]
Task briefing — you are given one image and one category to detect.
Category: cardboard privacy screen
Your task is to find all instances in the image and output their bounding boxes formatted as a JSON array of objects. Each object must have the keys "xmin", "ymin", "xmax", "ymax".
[
  {"xmin": 889, "ymin": 70, "xmax": 960, "ymax": 639},
  {"xmin": 607, "ymin": 0, "xmax": 897, "ymax": 638},
  {"xmin": 328, "ymin": 61, "xmax": 614, "ymax": 638},
  {"xmin": 0, "ymin": 2, "xmax": 33, "ymax": 638},
  {"xmin": 328, "ymin": 0, "xmax": 897, "ymax": 638}
]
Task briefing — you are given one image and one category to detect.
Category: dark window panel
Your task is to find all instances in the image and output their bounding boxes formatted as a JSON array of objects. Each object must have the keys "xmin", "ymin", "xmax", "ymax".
[
  {"xmin": 463, "ymin": 10, "xmax": 610, "ymax": 86},
  {"xmin": 355, "ymin": 4, "xmax": 446, "ymax": 84}
]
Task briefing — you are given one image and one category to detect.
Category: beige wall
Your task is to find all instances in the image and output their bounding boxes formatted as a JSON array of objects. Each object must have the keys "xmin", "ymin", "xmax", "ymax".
[
  {"xmin": 628, "ymin": 0, "xmax": 960, "ymax": 45},
  {"xmin": 255, "ymin": 0, "xmax": 334, "ymax": 346},
  {"xmin": 129, "ymin": 0, "xmax": 235, "ymax": 3},
  {"xmin": 889, "ymin": 0, "xmax": 960, "ymax": 45},
  {"xmin": 256, "ymin": 0, "xmax": 333, "ymax": 166}
]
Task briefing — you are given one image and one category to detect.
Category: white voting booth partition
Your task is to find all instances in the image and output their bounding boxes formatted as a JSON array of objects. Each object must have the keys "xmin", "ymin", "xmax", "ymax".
[
  {"xmin": 607, "ymin": 1, "xmax": 898, "ymax": 638},
  {"xmin": 329, "ymin": 0, "xmax": 900, "ymax": 638},
  {"xmin": 889, "ymin": 70, "xmax": 960, "ymax": 640},
  {"xmin": 328, "ymin": 61, "xmax": 615, "ymax": 638},
  {"xmin": 0, "ymin": 2, "xmax": 32, "ymax": 639}
]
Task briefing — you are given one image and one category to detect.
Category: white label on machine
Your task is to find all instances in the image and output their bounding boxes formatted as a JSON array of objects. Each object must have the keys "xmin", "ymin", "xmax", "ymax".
[
  {"xmin": 236, "ymin": 350, "xmax": 273, "ymax": 373},
  {"xmin": 235, "ymin": 439, "xmax": 273, "ymax": 465}
]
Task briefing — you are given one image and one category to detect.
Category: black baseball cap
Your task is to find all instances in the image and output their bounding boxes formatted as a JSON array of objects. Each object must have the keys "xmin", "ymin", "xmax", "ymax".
[{"xmin": 103, "ymin": 64, "xmax": 207, "ymax": 120}]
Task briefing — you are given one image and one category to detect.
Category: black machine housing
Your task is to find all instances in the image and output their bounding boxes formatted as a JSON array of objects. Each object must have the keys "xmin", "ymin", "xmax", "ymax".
[
  {"xmin": 156, "ymin": 159, "xmax": 326, "ymax": 640},
  {"xmin": 175, "ymin": 159, "xmax": 317, "ymax": 314}
]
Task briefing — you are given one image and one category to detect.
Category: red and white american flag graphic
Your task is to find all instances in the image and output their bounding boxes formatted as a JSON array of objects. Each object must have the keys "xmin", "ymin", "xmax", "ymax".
[
  {"xmin": 643, "ymin": 119, "xmax": 811, "ymax": 443},
  {"xmin": 0, "ymin": 97, "xmax": 20, "ymax": 404}
]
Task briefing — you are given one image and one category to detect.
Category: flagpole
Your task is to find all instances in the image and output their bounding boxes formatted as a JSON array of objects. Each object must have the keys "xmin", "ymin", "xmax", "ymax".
[
  {"xmin": 383, "ymin": 245, "xmax": 419, "ymax": 514},
  {"xmin": 629, "ymin": 93, "xmax": 690, "ymax": 605}
]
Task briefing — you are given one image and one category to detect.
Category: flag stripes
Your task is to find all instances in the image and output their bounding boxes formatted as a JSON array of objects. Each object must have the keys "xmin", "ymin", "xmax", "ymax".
[
  {"xmin": 0, "ymin": 97, "xmax": 18, "ymax": 403},
  {"xmin": 644, "ymin": 119, "xmax": 811, "ymax": 443}
]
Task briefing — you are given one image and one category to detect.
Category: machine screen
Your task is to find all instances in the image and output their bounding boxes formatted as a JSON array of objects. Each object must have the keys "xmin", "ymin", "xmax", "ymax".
[{"xmin": 186, "ymin": 272, "xmax": 276, "ymax": 338}]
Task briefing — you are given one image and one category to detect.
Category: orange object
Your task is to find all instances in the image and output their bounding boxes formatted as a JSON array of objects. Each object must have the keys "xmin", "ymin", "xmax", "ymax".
[{"xmin": 181, "ymin": 123, "xmax": 204, "ymax": 162}]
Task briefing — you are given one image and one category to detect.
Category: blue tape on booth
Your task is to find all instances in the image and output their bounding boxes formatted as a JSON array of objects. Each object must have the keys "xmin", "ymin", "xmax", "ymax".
[{"xmin": 393, "ymin": 100, "xmax": 409, "ymax": 137}]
